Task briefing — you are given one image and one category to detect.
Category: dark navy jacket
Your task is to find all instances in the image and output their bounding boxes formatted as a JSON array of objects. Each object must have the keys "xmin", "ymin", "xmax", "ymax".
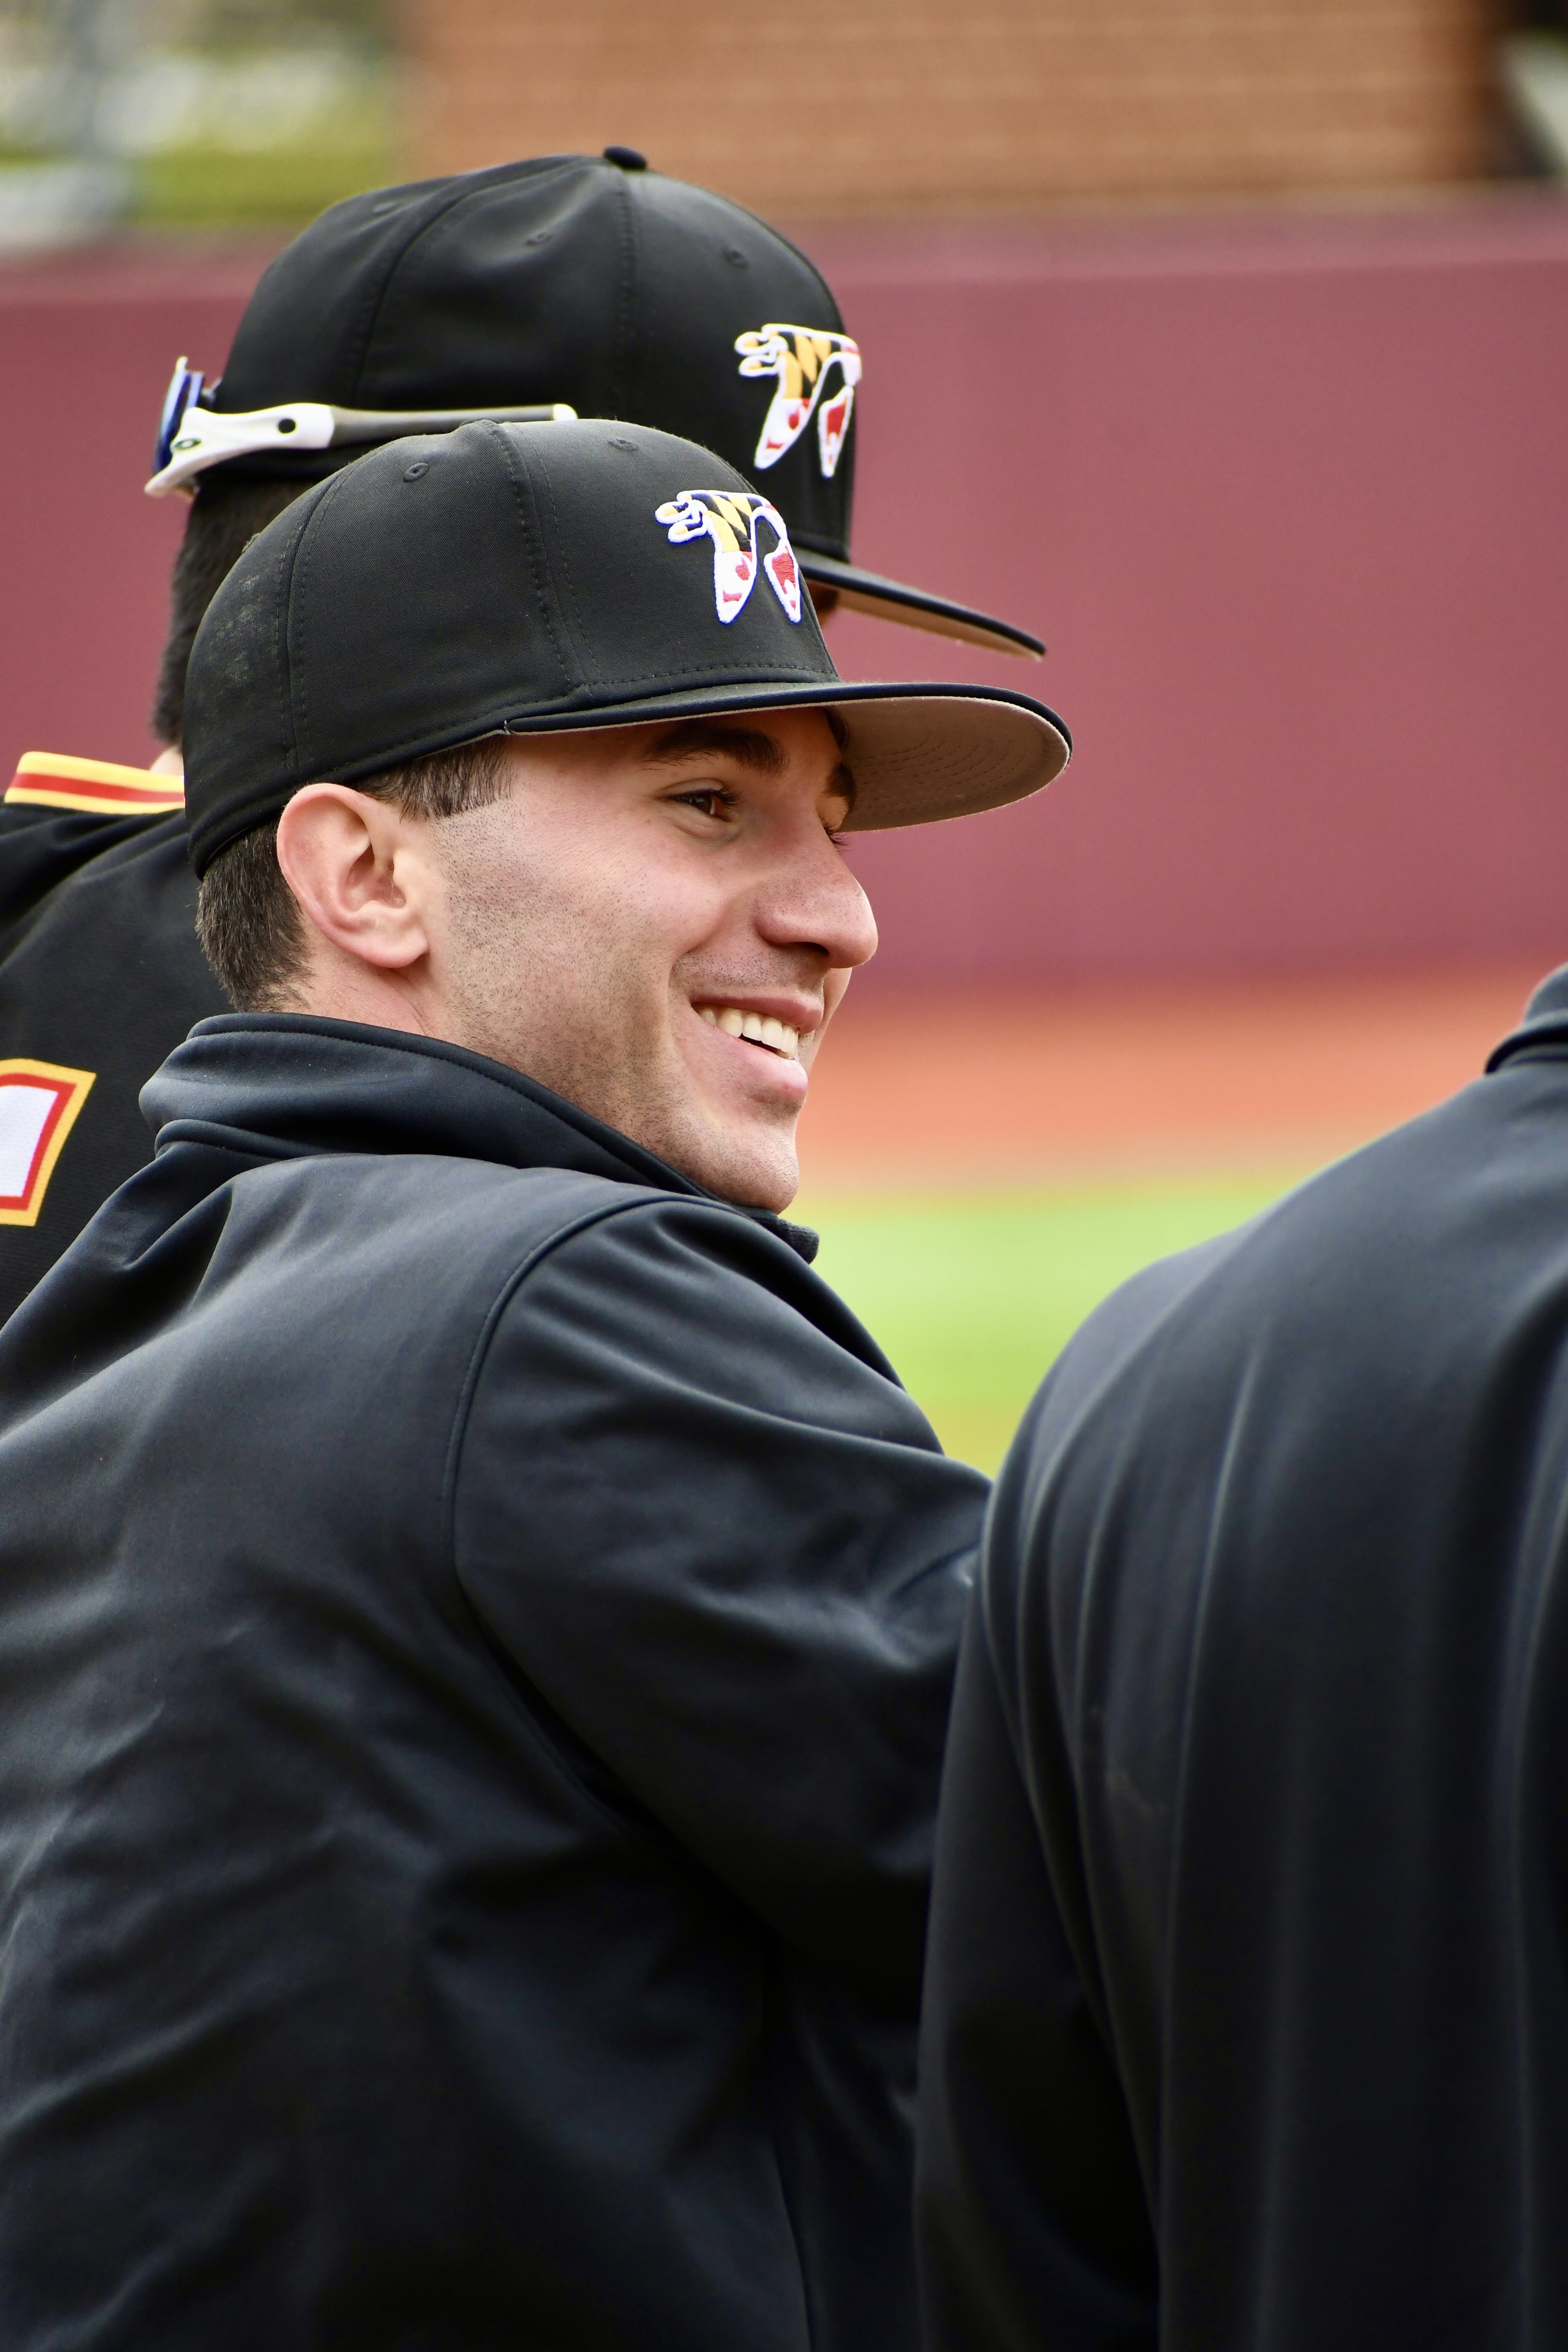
[
  {"xmin": 0, "ymin": 1013, "xmax": 986, "ymax": 2352},
  {"xmin": 918, "ymin": 965, "xmax": 1568, "ymax": 2352}
]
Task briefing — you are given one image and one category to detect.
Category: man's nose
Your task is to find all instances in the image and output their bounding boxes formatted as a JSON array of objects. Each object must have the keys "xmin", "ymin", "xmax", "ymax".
[{"xmin": 755, "ymin": 826, "xmax": 879, "ymax": 972}]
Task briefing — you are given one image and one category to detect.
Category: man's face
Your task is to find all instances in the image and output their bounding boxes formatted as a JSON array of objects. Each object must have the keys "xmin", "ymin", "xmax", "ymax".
[{"xmin": 425, "ymin": 710, "xmax": 876, "ymax": 1210}]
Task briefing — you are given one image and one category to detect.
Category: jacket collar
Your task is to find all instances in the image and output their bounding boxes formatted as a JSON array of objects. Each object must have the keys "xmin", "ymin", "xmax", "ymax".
[
  {"xmin": 1486, "ymin": 964, "xmax": 1568, "ymax": 1075},
  {"xmin": 142, "ymin": 1014, "xmax": 819, "ymax": 1262}
]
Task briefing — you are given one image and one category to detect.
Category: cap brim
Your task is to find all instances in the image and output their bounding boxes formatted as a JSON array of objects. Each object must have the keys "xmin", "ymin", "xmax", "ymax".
[
  {"xmin": 498, "ymin": 678, "xmax": 1070, "ymax": 830},
  {"xmin": 800, "ymin": 552, "xmax": 1045, "ymax": 661}
]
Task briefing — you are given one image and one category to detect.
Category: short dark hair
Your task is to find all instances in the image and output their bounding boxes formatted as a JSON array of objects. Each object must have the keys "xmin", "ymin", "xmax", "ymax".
[
  {"xmin": 152, "ymin": 475, "xmax": 311, "ymax": 747},
  {"xmin": 195, "ymin": 737, "xmax": 512, "ymax": 1013}
]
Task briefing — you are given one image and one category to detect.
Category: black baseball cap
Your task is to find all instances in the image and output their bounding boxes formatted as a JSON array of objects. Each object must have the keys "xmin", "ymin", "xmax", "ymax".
[
  {"xmin": 182, "ymin": 419, "xmax": 1070, "ymax": 878},
  {"xmin": 152, "ymin": 150, "xmax": 1045, "ymax": 662}
]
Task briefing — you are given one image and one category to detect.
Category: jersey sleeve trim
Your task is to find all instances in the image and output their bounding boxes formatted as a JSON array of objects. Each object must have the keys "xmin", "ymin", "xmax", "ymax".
[{"xmin": 6, "ymin": 751, "xmax": 185, "ymax": 817}]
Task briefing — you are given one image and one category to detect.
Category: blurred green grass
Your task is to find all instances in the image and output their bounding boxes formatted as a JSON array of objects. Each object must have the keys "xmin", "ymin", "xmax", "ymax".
[{"xmin": 798, "ymin": 1171, "xmax": 1312, "ymax": 1474}]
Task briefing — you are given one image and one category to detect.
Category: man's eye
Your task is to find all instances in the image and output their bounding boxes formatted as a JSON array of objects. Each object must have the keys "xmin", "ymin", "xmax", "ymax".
[{"xmin": 674, "ymin": 788, "xmax": 734, "ymax": 819}]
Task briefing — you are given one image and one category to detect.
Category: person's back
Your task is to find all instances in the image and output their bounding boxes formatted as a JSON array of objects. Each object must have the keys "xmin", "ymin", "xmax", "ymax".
[
  {"xmin": 0, "ymin": 1017, "xmax": 975, "ymax": 2349},
  {"xmin": 917, "ymin": 965, "xmax": 1568, "ymax": 2352}
]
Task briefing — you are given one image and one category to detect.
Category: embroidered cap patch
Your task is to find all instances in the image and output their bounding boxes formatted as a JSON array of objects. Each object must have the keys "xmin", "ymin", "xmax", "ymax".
[
  {"xmin": 734, "ymin": 325, "xmax": 861, "ymax": 479},
  {"xmin": 0, "ymin": 1060, "xmax": 95, "ymax": 1227},
  {"xmin": 654, "ymin": 491, "xmax": 803, "ymax": 625}
]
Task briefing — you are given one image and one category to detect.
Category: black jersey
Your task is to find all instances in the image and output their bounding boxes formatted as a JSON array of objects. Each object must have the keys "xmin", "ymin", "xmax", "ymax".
[
  {"xmin": 0, "ymin": 754, "xmax": 225, "ymax": 1325},
  {"xmin": 917, "ymin": 964, "xmax": 1568, "ymax": 2352}
]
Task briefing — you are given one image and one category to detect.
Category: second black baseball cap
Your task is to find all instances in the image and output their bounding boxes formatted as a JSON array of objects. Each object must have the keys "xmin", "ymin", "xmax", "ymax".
[
  {"xmin": 182, "ymin": 420, "xmax": 1070, "ymax": 878},
  {"xmin": 149, "ymin": 150, "xmax": 1045, "ymax": 662}
]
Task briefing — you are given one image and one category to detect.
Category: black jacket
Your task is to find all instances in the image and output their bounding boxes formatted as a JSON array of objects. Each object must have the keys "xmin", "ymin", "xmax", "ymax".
[
  {"xmin": 0, "ymin": 1014, "xmax": 986, "ymax": 2352},
  {"xmin": 917, "ymin": 964, "xmax": 1568, "ymax": 2352},
  {"xmin": 0, "ymin": 801, "xmax": 224, "ymax": 1319}
]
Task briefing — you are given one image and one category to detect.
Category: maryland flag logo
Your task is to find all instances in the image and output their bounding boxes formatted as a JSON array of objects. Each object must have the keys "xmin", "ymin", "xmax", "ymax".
[
  {"xmin": 735, "ymin": 326, "xmax": 861, "ymax": 479},
  {"xmin": 0, "ymin": 1060, "xmax": 95, "ymax": 1227},
  {"xmin": 654, "ymin": 491, "xmax": 803, "ymax": 625}
]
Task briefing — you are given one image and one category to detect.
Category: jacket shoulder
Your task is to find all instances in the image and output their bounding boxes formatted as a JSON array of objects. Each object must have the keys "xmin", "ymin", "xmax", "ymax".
[
  {"xmin": 205, "ymin": 1153, "xmax": 808, "ymax": 1345},
  {"xmin": 356, "ymin": 1161, "xmax": 877, "ymax": 1376}
]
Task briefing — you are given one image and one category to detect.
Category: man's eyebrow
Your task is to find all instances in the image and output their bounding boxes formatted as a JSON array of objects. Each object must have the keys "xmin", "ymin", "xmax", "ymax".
[{"xmin": 640, "ymin": 722, "xmax": 786, "ymax": 776}]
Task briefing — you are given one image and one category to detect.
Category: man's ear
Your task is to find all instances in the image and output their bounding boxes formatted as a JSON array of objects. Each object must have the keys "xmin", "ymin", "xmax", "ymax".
[{"xmin": 275, "ymin": 785, "xmax": 433, "ymax": 974}]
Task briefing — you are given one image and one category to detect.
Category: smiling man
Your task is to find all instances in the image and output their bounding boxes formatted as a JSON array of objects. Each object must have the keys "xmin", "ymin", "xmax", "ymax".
[
  {"xmin": 1, "ymin": 149, "xmax": 1045, "ymax": 1321},
  {"xmin": 248, "ymin": 708, "xmax": 867, "ymax": 1215},
  {"xmin": 0, "ymin": 419, "xmax": 1068, "ymax": 2352}
]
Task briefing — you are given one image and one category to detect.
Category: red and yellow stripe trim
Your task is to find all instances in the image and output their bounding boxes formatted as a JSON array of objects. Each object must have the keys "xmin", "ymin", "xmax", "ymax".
[{"xmin": 5, "ymin": 751, "xmax": 184, "ymax": 817}]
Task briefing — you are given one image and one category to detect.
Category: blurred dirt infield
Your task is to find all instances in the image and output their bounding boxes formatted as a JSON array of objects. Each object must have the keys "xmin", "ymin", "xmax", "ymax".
[{"xmin": 798, "ymin": 961, "xmax": 1546, "ymax": 1189}]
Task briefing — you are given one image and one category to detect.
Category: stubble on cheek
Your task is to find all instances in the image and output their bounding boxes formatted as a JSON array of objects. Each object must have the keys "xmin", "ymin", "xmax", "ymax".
[
  {"xmin": 436, "ymin": 820, "xmax": 670, "ymax": 1136},
  {"xmin": 429, "ymin": 807, "xmax": 802, "ymax": 1202}
]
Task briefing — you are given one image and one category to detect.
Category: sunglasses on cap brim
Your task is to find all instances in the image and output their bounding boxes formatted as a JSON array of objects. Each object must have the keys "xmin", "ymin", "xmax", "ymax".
[{"xmin": 145, "ymin": 357, "xmax": 577, "ymax": 498}]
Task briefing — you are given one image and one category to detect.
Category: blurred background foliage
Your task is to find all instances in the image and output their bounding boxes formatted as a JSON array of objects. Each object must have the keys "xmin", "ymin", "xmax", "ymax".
[{"xmin": 0, "ymin": 0, "xmax": 396, "ymax": 228}]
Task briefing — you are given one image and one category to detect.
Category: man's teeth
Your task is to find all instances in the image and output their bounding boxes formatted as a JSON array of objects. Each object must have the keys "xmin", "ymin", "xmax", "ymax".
[{"xmin": 698, "ymin": 1005, "xmax": 800, "ymax": 1058}]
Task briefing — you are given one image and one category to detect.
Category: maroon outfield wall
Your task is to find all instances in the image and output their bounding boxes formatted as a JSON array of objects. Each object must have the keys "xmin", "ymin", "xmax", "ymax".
[{"xmin": 5, "ymin": 196, "xmax": 1568, "ymax": 989}]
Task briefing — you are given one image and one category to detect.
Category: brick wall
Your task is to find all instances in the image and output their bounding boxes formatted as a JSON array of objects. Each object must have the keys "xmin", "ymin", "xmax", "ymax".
[{"xmin": 406, "ymin": 0, "xmax": 1496, "ymax": 215}]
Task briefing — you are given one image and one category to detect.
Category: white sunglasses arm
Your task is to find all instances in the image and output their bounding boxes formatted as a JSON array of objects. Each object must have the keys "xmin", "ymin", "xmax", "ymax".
[
  {"xmin": 146, "ymin": 402, "xmax": 335, "ymax": 496},
  {"xmin": 145, "ymin": 400, "xmax": 577, "ymax": 498}
]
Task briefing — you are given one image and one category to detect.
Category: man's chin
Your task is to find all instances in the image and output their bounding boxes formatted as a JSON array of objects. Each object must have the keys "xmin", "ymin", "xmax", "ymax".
[
  {"xmin": 696, "ymin": 1132, "xmax": 800, "ymax": 1214},
  {"xmin": 655, "ymin": 1105, "xmax": 801, "ymax": 1214}
]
